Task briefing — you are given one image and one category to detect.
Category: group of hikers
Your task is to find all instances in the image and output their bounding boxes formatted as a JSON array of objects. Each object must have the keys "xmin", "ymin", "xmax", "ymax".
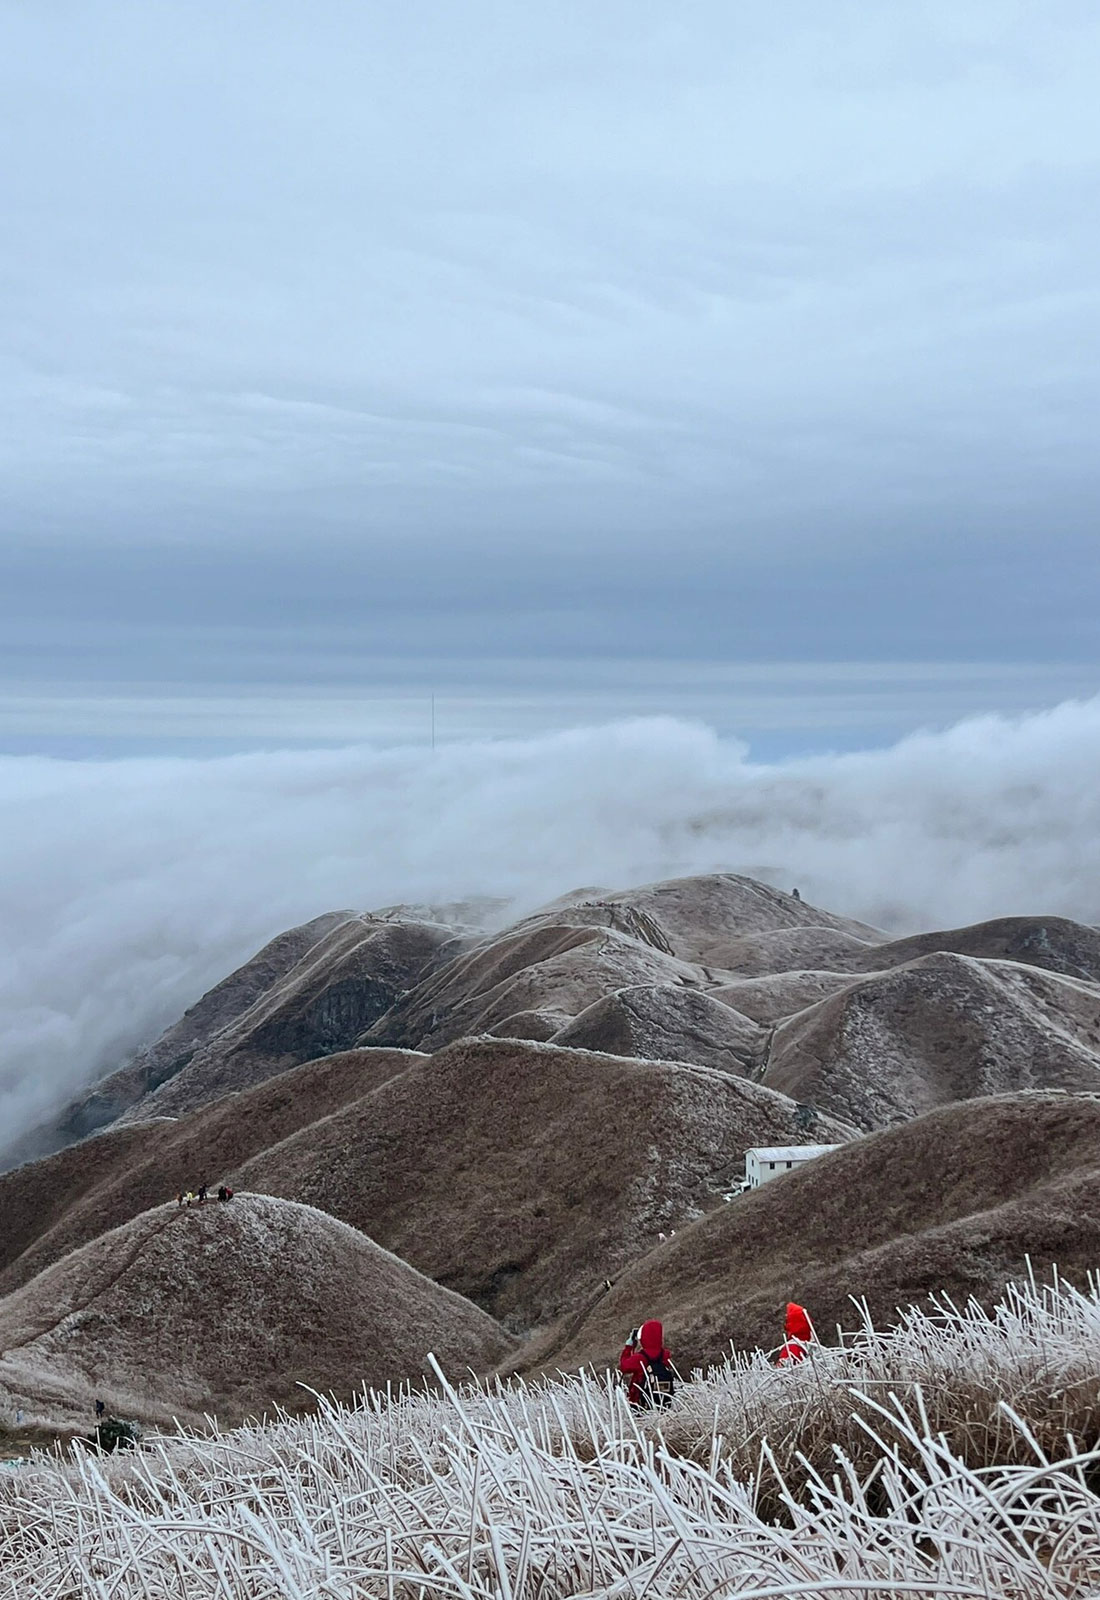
[
  {"xmin": 618, "ymin": 1303, "xmax": 815, "ymax": 1408},
  {"xmin": 175, "ymin": 1183, "xmax": 234, "ymax": 1207}
]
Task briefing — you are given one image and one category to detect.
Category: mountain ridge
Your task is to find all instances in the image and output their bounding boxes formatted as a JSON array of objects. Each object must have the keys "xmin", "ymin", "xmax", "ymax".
[{"xmin": 3, "ymin": 871, "xmax": 1099, "ymax": 1433}]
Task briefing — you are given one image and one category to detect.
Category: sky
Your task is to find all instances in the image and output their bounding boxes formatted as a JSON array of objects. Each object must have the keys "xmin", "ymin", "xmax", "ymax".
[
  {"xmin": 3, "ymin": 2, "xmax": 1100, "ymax": 1141},
  {"xmin": 2, "ymin": 0, "xmax": 1099, "ymax": 753}
]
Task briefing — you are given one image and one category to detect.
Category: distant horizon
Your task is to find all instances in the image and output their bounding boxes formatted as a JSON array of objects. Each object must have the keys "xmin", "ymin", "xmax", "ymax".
[{"xmin": 2, "ymin": 658, "xmax": 1098, "ymax": 761}]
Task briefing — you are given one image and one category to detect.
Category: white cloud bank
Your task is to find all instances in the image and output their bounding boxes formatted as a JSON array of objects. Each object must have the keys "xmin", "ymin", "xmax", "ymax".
[{"xmin": 2, "ymin": 697, "xmax": 1099, "ymax": 1145}]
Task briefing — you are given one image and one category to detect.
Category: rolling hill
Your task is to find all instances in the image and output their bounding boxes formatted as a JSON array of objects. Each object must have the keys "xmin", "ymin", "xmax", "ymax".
[
  {"xmin": 5, "ymin": 871, "xmax": 1100, "ymax": 1432},
  {"xmin": 0, "ymin": 1047, "xmax": 425, "ymax": 1294},
  {"xmin": 520, "ymin": 1090, "xmax": 1100, "ymax": 1375},
  {"xmin": 763, "ymin": 952, "xmax": 1100, "ymax": 1128},
  {"xmin": 0, "ymin": 1194, "xmax": 515, "ymax": 1430},
  {"xmin": 231, "ymin": 1035, "xmax": 853, "ymax": 1328}
]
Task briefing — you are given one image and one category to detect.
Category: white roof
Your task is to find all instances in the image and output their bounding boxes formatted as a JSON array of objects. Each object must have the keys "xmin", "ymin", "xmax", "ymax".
[{"xmin": 746, "ymin": 1144, "xmax": 841, "ymax": 1162}]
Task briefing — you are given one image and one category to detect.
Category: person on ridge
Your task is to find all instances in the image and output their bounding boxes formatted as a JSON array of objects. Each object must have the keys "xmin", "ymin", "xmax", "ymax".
[
  {"xmin": 619, "ymin": 1320, "xmax": 675, "ymax": 1408},
  {"xmin": 776, "ymin": 1302, "xmax": 815, "ymax": 1364}
]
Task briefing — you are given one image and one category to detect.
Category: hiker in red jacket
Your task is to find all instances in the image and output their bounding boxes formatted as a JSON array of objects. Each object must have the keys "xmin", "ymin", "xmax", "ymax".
[
  {"xmin": 619, "ymin": 1319, "xmax": 675, "ymax": 1407},
  {"xmin": 776, "ymin": 1302, "xmax": 815, "ymax": 1364}
]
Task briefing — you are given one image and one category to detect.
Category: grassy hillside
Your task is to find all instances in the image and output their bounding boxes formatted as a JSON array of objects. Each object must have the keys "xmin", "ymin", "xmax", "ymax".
[{"xmin": 528, "ymin": 1090, "xmax": 1100, "ymax": 1373}]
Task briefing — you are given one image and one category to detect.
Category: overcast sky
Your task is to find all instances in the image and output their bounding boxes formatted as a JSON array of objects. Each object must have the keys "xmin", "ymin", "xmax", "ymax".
[{"xmin": 3, "ymin": 0, "xmax": 1099, "ymax": 752}]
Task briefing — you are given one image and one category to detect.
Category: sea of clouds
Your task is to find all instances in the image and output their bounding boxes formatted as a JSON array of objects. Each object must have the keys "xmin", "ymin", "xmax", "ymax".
[{"xmin": 2, "ymin": 696, "xmax": 1100, "ymax": 1149}]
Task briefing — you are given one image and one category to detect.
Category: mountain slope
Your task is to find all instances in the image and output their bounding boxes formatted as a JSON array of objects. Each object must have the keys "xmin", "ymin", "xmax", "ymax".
[
  {"xmin": 362, "ymin": 922, "xmax": 706, "ymax": 1052},
  {"xmin": 845, "ymin": 915, "xmax": 1100, "ymax": 984},
  {"xmin": 233, "ymin": 1035, "xmax": 853, "ymax": 1330},
  {"xmin": 0, "ymin": 1195, "xmax": 515, "ymax": 1429},
  {"xmin": 111, "ymin": 916, "xmax": 457, "ymax": 1122},
  {"xmin": 362, "ymin": 876, "xmax": 886, "ymax": 1053},
  {"xmin": 0, "ymin": 1047, "xmax": 424, "ymax": 1295},
  {"xmin": 711, "ymin": 971, "xmax": 856, "ymax": 1024},
  {"xmin": 595, "ymin": 875, "xmax": 885, "ymax": 962},
  {"xmin": 527, "ymin": 1091, "xmax": 1100, "ymax": 1375},
  {"xmin": 763, "ymin": 952, "xmax": 1100, "ymax": 1128},
  {"xmin": 549, "ymin": 984, "xmax": 764, "ymax": 1074},
  {"xmin": 2, "ymin": 910, "xmax": 357, "ymax": 1167}
]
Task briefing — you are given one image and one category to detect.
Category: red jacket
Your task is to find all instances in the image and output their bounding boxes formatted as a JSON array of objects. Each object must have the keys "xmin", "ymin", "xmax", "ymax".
[
  {"xmin": 776, "ymin": 1302, "xmax": 814, "ymax": 1365},
  {"xmin": 619, "ymin": 1319, "xmax": 672, "ymax": 1405}
]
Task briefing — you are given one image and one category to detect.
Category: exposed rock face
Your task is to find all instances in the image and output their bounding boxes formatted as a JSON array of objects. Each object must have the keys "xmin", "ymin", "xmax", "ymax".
[
  {"xmin": 523, "ymin": 1092, "xmax": 1100, "ymax": 1375},
  {"xmin": 233, "ymin": 1035, "xmax": 853, "ymax": 1331},
  {"xmin": 504, "ymin": 898, "xmax": 678, "ymax": 955},
  {"xmin": 763, "ymin": 953, "xmax": 1100, "ymax": 1129},
  {"xmin": 0, "ymin": 1195, "xmax": 515, "ymax": 1429},
  {"xmin": 549, "ymin": 985, "xmax": 764, "ymax": 1076},
  {"xmin": 109, "ymin": 917, "xmax": 458, "ymax": 1123}
]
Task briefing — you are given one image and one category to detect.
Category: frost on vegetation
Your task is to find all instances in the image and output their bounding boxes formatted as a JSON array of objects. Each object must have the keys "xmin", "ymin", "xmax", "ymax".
[{"xmin": 3, "ymin": 1275, "xmax": 1100, "ymax": 1597}]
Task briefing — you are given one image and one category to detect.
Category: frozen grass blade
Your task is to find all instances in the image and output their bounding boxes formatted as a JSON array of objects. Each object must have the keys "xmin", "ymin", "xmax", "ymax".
[{"xmin": 3, "ymin": 1274, "xmax": 1100, "ymax": 1596}]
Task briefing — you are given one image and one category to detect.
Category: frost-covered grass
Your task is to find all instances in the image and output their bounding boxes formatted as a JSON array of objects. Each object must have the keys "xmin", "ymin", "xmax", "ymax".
[{"xmin": 2, "ymin": 1274, "xmax": 1100, "ymax": 1597}]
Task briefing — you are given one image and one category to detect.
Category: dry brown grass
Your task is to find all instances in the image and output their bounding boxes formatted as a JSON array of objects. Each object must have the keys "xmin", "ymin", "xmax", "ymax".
[
  {"xmin": 536, "ymin": 1090, "xmax": 1100, "ymax": 1374},
  {"xmin": 0, "ymin": 1194, "xmax": 515, "ymax": 1431},
  {"xmin": 3, "ymin": 910, "xmax": 357, "ymax": 1166},
  {"xmin": 235, "ymin": 1034, "xmax": 852, "ymax": 1328},
  {"xmin": 549, "ymin": 981, "xmax": 765, "ymax": 1073},
  {"xmin": 363, "ymin": 919, "xmax": 705, "ymax": 1051},
  {"xmin": 845, "ymin": 913, "xmax": 1100, "ymax": 981},
  {"xmin": 0, "ymin": 1046, "xmax": 423, "ymax": 1294},
  {"xmin": 118, "ymin": 916, "xmax": 455, "ymax": 1120},
  {"xmin": 765, "ymin": 950, "xmax": 1100, "ymax": 1128},
  {"xmin": 657, "ymin": 1273, "xmax": 1100, "ymax": 1517}
]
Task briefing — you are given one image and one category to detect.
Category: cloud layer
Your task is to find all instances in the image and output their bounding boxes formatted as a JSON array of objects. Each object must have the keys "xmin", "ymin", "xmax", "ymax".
[{"xmin": 3, "ymin": 698, "xmax": 1099, "ymax": 1146}]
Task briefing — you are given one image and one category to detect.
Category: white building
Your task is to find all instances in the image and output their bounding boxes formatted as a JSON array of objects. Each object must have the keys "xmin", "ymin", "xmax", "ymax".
[{"xmin": 744, "ymin": 1144, "xmax": 841, "ymax": 1188}]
